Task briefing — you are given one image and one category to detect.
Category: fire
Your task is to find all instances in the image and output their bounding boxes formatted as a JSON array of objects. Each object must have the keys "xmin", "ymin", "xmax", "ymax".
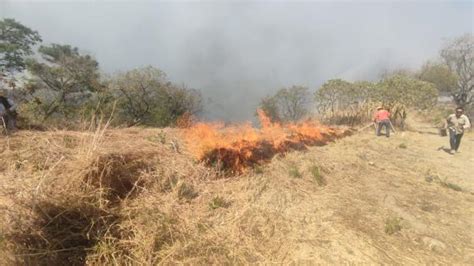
[{"xmin": 182, "ymin": 110, "xmax": 351, "ymax": 174}]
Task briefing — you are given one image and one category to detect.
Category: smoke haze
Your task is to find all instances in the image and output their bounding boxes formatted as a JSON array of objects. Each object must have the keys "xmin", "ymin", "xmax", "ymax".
[{"xmin": 2, "ymin": 0, "xmax": 473, "ymax": 120}]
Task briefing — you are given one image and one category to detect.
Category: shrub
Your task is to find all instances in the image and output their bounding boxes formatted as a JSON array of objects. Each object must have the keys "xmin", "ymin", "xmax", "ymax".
[
  {"xmin": 385, "ymin": 217, "xmax": 402, "ymax": 235},
  {"xmin": 440, "ymin": 179, "xmax": 462, "ymax": 192},
  {"xmin": 309, "ymin": 165, "xmax": 326, "ymax": 186},
  {"xmin": 288, "ymin": 165, "xmax": 302, "ymax": 178},
  {"xmin": 209, "ymin": 196, "xmax": 231, "ymax": 210},
  {"xmin": 177, "ymin": 182, "xmax": 199, "ymax": 201}
]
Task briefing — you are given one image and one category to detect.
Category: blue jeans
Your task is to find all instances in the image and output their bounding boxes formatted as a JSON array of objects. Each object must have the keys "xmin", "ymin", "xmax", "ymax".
[
  {"xmin": 376, "ymin": 120, "xmax": 390, "ymax": 137},
  {"xmin": 449, "ymin": 128, "xmax": 463, "ymax": 151}
]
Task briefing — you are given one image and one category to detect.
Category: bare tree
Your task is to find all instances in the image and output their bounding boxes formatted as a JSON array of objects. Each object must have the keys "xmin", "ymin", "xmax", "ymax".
[
  {"xmin": 258, "ymin": 85, "xmax": 311, "ymax": 122},
  {"xmin": 440, "ymin": 34, "xmax": 474, "ymax": 107}
]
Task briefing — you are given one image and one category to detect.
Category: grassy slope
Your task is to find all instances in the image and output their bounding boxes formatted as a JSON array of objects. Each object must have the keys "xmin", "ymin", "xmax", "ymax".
[{"xmin": 0, "ymin": 121, "xmax": 473, "ymax": 264}]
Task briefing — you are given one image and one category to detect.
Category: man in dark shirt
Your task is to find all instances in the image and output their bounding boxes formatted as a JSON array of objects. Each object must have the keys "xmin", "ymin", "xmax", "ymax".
[{"xmin": 0, "ymin": 90, "xmax": 17, "ymax": 132}]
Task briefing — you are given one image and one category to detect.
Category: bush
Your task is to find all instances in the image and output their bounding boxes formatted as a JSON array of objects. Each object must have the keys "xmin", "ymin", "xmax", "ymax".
[
  {"xmin": 384, "ymin": 217, "xmax": 402, "ymax": 235},
  {"xmin": 16, "ymin": 64, "xmax": 203, "ymax": 129},
  {"xmin": 309, "ymin": 165, "xmax": 326, "ymax": 186},
  {"xmin": 107, "ymin": 66, "xmax": 203, "ymax": 127},
  {"xmin": 209, "ymin": 196, "xmax": 231, "ymax": 210},
  {"xmin": 288, "ymin": 165, "xmax": 302, "ymax": 178},
  {"xmin": 314, "ymin": 76, "xmax": 438, "ymax": 128}
]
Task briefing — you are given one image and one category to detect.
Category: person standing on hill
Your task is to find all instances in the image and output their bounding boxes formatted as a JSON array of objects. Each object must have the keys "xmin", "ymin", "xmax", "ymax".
[
  {"xmin": 374, "ymin": 106, "xmax": 391, "ymax": 137},
  {"xmin": 0, "ymin": 90, "xmax": 17, "ymax": 132},
  {"xmin": 445, "ymin": 107, "xmax": 471, "ymax": 154}
]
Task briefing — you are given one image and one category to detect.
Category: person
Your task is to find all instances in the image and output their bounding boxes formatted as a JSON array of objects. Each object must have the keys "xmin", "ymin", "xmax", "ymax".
[
  {"xmin": 373, "ymin": 106, "xmax": 391, "ymax": 137},
  {"xmin": 0, "ymin": 90, "xmax": 17, "ymax": 132},
  {"xmin": 445, "ymin": 107, "xmax": 471, "ymax": 154}
]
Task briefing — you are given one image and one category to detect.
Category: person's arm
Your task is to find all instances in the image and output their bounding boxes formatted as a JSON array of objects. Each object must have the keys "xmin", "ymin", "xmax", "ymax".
[
  {"xmin": 0, "ymin": 104, "xmax": 5, "ymax": 117},
  {"xmin": 463, "ymin": 115, "xmax": 471, "ymax": 129},
  {"xmin": 7, "ymin": 99, "xmax": 16, "ymax": 112},
  {"xmin": 445, "ymin": 115, "xmax": 451, "ymax": 129}
]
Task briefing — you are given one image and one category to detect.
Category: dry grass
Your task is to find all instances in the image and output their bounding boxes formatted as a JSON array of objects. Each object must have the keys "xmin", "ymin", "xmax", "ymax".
[
  {"xmin": 0, "ymin": 123, "xmax": 216, "ymax": 264},
  {"xmin": 1, "ymin": 115, "xmax": 473, "ymax": 264}
]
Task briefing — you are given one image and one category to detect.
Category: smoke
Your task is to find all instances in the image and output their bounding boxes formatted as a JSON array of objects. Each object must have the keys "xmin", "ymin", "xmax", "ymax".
[{"xmin": 2, "ymin": 1, "xmax": 473, "ymax": 121}]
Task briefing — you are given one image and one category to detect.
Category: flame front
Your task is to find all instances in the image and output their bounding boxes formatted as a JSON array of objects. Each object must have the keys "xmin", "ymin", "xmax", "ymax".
[{"xmin": 183, "ymin": 110, "xmax": 350, "ymax": 174}]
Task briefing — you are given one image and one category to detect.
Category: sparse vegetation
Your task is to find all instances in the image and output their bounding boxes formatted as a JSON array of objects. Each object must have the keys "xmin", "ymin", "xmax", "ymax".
[
  {"xmin": 385, "ymin": 217, "xmax": 403, "ymax": 235},
  {"xmin": 209, "ymin": 196, "xmax": 231, "ymax": 210},
  {"xmin": 254, "ymin": 164, "xmax": 265, "ymax": 174},
  {"xmin": 398, "ymin": 143, "xmax": 407, "ymax": 149},
  {"xmin": 177, "ymin": 181, "xmax": 199, "ymax": 201},
  {"xmin": 424, "ymin": 172, "xmax": 462, "ymax": 192},
  {"xmin": 440, "ymin": 179, "xmax": 462, "ymax": 192},
  {"xmin": 309, "ymin": 165, "xmax": 326, "ymax": 186},
  {"xmin": 158, "ymin": 130, "xmax": 167, "ymax": 144},
  {"xmin": 288, "ymin": 164, "xmax": 302, "ymax": 178}
]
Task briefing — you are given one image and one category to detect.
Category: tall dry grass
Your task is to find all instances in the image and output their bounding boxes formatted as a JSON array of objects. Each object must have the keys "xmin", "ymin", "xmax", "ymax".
[{"xmin": 0, "ymin": 112, "xmax": 225, "ymax": 264}]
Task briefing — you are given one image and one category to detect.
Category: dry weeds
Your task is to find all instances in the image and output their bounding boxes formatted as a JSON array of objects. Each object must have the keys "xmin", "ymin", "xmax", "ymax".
[{"xmin": 1, "ymin": 116, "xmax": 473, "ymax": 264}]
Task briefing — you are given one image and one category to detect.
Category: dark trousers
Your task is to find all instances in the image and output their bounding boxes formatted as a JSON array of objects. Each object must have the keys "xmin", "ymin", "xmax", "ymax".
[
  {"xmin": 449, "ymin": 129, "xmax": 463, "ymax": 151},
  {"xmin": 376, "ymin": 119, "xmax": 391, "ymax": 137},
  {"xmin": 1, "ymin": 112, "xmax": 16, "ymax": 131}
]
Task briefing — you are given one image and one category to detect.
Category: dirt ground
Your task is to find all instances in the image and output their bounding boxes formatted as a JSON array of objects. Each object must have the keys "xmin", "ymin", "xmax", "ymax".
[{"xmin": 1, "ymin": 120, "xmax": 473, "ymax": 264}]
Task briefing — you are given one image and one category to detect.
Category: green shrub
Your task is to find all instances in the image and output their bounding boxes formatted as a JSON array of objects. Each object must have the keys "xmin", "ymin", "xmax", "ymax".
[
  {"xmin": 309, "ymin": 165, "xmax": 326, "ymax": 186},
  {"xmin": 209, "ymin": 196, "xmax": 231, "ymax": 210},
  {"xmin": 385, "ymin": 217, "xmax": 402, "ymax": 235},
  {"xmin": 288, "ymin": 165, "xmax": 302, "ymax": 178}
]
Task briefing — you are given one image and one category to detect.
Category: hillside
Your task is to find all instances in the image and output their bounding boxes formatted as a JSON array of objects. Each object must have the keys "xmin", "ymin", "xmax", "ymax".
[{"xmin": 0, "ymin": 120, "xmax": 473, "ymax": 264}]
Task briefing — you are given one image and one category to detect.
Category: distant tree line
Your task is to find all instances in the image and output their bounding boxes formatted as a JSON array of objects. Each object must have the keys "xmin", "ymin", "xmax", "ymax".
[
  {"xmin": 1, "ymin": 18, "xmax": 472, "ymax": 129},
  {"xmin": 258, "ymin": 34, "xmax": 473, "ymax": 127},
  {"xmin": 1, "ymin": 18, "xmax": 202, "ymax": 129}
]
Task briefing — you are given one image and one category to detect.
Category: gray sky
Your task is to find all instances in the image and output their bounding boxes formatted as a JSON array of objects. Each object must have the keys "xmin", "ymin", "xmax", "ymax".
[{"xmin": 1, "ymin": 0, "xmax": 473, "ymax": 120}]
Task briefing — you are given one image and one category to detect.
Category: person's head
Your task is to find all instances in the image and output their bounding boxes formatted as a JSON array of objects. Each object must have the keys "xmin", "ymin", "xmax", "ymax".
[
  {"xmin": 0, "ymin": 90, "xmax": 5, "ymax": 98},
  {"xmin": 455, "ymin": 107, "xmax": 464, "ymax": 117},
  {"xmin": 377, "ymin": 106, "xmax": 383, "ymax": 111}
]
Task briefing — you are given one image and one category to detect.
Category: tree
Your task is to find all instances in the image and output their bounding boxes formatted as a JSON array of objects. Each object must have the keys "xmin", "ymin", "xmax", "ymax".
[
  {"xmin": 258, "ymin": 85, "xmax": 311, "ymax": 122},
  {"xmin": 376, "ymin": 75, "xmax": 438, "ymax": 128},
  {"xmin": 109, "ymin": 66, "xmax": 202, "ymax": 126},
  {"xmin": 418, "ymin": 61, "xmax": 458, "ymax": 95},
  {"xmin": 23, "ymin": 44, "xmax": 100, "ymax": 121},
  {"xmin": 440, "ymin": 34, "xmax": 474, "ymax": 107},
  {"xmin": 314, "ymin": 79, "xmax": 378, "ymax": 126},
  {"xmin": 379, "ymin": 68, "xmax": 416, "ymax": 80},
  {"xmin": 162, "ymin": 84, "xmax": 203, "ymax": 124},
  {"xmin": 0, "ymin": 18, "xmax": 42, "ymax": 73},
  {"xmin": 314, "ymin": 79, "xmax": 353, "ymax": 114},
  {"xmin": 377, "ymin": 75, "xmax": 438, "ymax": 109},
  {"xmin": 258, "ymin": 95, "xmax": 281, "ymax": 122}
]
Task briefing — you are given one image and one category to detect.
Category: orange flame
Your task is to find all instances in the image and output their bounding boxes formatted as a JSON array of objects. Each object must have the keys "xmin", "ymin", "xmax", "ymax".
[{"xmin": 183, "ymin": 109, "xmax": 351, "ymax": 174}]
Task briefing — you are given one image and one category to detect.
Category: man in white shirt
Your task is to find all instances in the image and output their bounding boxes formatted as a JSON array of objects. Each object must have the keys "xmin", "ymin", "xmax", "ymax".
[{"xmin": 445, "ymin": 107, "xmax": 471, "ymax": 154}]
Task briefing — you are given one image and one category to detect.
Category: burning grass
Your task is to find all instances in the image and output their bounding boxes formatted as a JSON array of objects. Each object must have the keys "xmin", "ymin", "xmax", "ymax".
[
  {"xmin": 183, "ymin": 110, "xmax": 352, "ymax": 174},
  {"xmin": 1, "ymin": 112, "xmax": 352, "ymax": 264}
]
